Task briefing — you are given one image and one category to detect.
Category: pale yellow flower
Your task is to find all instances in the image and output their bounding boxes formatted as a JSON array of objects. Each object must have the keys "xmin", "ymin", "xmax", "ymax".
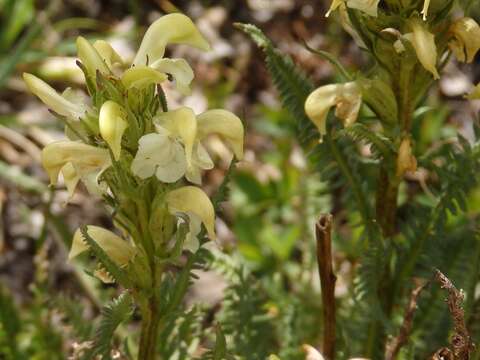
[
  {"xmin": 70, "ymin": 225, "xmax": 135, "ymax": 263},
  {"xmin": 41, "ymin": 141, "xmax": 111, "ymax": 194},
  {"xmin": 166, "ymin": 186, "xmax": 216, "ymax": 241},
  {"xmin": 23, "ymin": 73, "xmax": 87, "ymax": 120},
  {"xmin": 326, "ymin": 0, "xmax": 379, "ymax": 17},
  {"xmin": 131, "ymin": 106, "xmax": 244, "ymax": 184},
  {"xmin": 99, "ymin": 101, "xmax": 128, "ymax": 160},
  {"xmin": 304, "ymin": 81, "xmax": 362, "ymax": 141},
  {"xmin": 76, "ymin": 13, "xmax": 209, "ymax": 95},
  {"xmin": 449, "ymin": 17, "xmax": 480, "ymax": 63}
]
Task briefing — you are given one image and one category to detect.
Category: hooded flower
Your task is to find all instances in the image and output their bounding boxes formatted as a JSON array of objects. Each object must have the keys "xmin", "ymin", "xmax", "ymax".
[
  {"xmin": 99, "ymin": 100, "xmax": 128, "ymax": 160},
  {"xmin": 23, "ymin": 73, "xmax": 87, "ymax": 120},
  {"xmin": 304, "ymin": 81, "xmax": 362, "ymax": 141},
  {"xmin": 326, "ymin": 0, "xmax": 380, "ymax": 17},
  {"xmin": 449, "ymin": 17, "xmax": 480, "ymax": 63},
  {"xmin": 131, "ymin": 106, "xmax": 244, "ymax": 184},
  {"xmin": 77, "ymin": 13, "xmax": 210, "ymax": 95},
  {"xmin": 42, "ymin": 141, "xmax": 111, "ymax": 195},
  {"xmin": 69, "ymin": 226, "xmax": 136, "ymax": 265},
  {"xmin": 404, "ymin": 20, "xmax": 439, "ymax": 79},
  {"xmin": 166, "ymin": 186, "xmax": 216, "ymax": 250}
]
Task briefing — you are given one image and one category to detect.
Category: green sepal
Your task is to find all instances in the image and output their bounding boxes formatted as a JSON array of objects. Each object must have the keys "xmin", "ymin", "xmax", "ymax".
[{"xmin": 357, "ymin": 77, "xmax": 398, "ymax": 126}]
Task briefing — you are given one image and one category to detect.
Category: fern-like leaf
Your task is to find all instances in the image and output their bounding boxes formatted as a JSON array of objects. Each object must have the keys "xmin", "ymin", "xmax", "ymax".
[
  {"xmin": 80, "ymin": 226, "xmax": 132, "ymax": 288},
  {"xmin": 340, "ymin": 123, "xmax": 396, "ymax": 161},
  {"xmin": 88, "ymin": 292, "xmax": 133, "ymax": 360},
  {"xmin": 236, "ymin": 23, "xmax": 315, "ymax": 144}
]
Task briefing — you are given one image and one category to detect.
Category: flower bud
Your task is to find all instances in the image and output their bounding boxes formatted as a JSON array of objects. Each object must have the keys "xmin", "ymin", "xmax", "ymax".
[
  {"xmin": 304, "ymin": 82, "xmax": 361, "ymax": 141},
  {"xmin": 449, "ymin": 17, "xmax": 480, "ymax": 63},
  {"xmin": 99, "ymin": 101, "xmax": 128, "ymax": 160},
  {"xmin": 405, "ymin": 20, "xmax": 439, "ymax": 79},
  {"xmin": 165, "ymin": 186, "xmax": 216, "ymax": 241},
  {"xmin": 23, "ymin": 73, "xmax": 86, "ymax": 119},
  {"xmin": 70, "ymin": 226, "xmax": 135, "ymax": 266},
  {"xmin": 93, "ymin": 40, "xmax": 124, "ymax": 68},
  {"xmin": 133, "ymin": 13, "xmax": 210, "ymax": 66},
  {"xmin": 396, "ymin": 137, "xmax": 417, "ymax": 176},
  {"xmin": 76, "ymin": 36, "xmax": 110, "ymax": 76}
]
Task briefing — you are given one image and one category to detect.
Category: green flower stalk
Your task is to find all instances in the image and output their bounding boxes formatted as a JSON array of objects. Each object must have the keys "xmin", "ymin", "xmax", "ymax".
[{"xmin": 24, "ymin": 13, "xmax": 243, "ymax": 359}]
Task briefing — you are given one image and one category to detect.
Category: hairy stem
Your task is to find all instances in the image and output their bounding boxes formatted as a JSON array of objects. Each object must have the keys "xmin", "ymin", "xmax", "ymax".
[
  {"xmin": 138, "ymin": 298, "xmax": 160, "ymax": 360},
  {"xmin": 315, "ymin": 215, "xmax": 337, "ymax": 359}
]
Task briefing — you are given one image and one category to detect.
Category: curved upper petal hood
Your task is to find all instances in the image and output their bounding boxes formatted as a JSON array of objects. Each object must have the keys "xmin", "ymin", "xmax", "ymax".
[
  {"xmin": 449, "ymin": 17, "xmax": 480, "ymax": 63},
  {"xmin": 69, "ymin": 225, "xmax": 136, "ymax": 266},
  {"xmin": 23, "ymin": 73, "xmax": 86, "ymax": 119},
  {"xmin": 196, "ymin": 109, "xmax": 244, "ymax": 159},
  {"xmin": 133, "ymin": 13, "xmax": 210, "ymax": 66},
  {"xmin": 305, "ymin": 82, "xmax": 361, "ymax": 141},
  {"xmin": 166, "ymin": 186, "xmax": 216, "ymax": 241},
  {"xmin": 41, "ymin": 141, "xmax": 111, "ymax": 185}
]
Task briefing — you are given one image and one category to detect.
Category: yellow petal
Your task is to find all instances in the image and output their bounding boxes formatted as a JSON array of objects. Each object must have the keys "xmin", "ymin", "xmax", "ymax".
[
  {"xmin": 61, "ymin": 162, "xmax": 80, "ymax": 198},
  {"xmin": 70, "ymin": 225, "xmax": 135, "ymax": 266},
  {"xmin": 449, "ymin": 17, "xmax": 480, "ymax": 63},
  {"xmin": 133, "ymin": 13, "xmax": 210, "ymax": 66},
  {"xmin": 346, "ymin": 0, "xmax": 380, "ymax": 17},
  {"xmin": 305, "ymin": 84, "xmax": 338, "ymax": 140},
  {"xmin": 41, "ymin": 141, "xmax": 111, "ymax": 185},
  {"xmin": 466, "ymin": 83, "xmax": 480, "ymax": 100},
  {"xmin": 196, "ymin": 109, "xmax": 244, "ymax": 159},
  {"xmin": 23, "ymin": 73, "xmax": 85, "ymax": 119},
  {"xmin": 121, "ymin": 65, "xmax": 168, "ymax": 89},
  {"xmin": 166, "ymin": 186, "xmax": 216, "ymax": 240},
  {"xmin": 421, "ymin": 0, "xmax": 431, "ymax": 20},
  {"xmin": 99, "ymin": 101, "xmax": 128, "ymax": 160},
  {"xmin": 305, "ymin": 82, "xmax": 361, "ymax": 141},
  {"xmin": 93, "ymin": 40, "xmax": 124, "ymax": 68},
  {"xmin": 326, "ymin": 0, "xmax": 344, "ymax": 17},
  {"xmin": 155, "ymin": 107, "xmax": 197, "ymax": 167},
  {"xmin": 150, "ymin": 58, "xmax": 194, "ymax": 95},
  {"xmin": 76, "ymin": 36, "xmax": 110, "ymax": 76},
  {"xmin": 407, "ymin": 20, "xmax": 439, "ymax": 79}
]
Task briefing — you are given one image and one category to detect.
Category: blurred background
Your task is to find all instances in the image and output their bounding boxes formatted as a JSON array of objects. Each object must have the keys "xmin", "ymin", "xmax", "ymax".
[{"xmin": 1, "ymin": 0, "xmax": 480, "ymax": 358}]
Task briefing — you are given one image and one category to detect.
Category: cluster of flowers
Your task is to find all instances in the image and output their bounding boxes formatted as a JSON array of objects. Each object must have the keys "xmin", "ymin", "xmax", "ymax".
[
  {"xmin": 304, "ymin": 0, "xmax": 480, "ymax": 175},
  {"xmin": 24, "ymin": 14, "xmax": 244, "ymax": 279}
]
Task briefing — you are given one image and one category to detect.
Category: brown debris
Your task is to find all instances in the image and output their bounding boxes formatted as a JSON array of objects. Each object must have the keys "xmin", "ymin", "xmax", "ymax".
[
  {"xmin": 431, "ymin": 269, "xmax": 475, "ymax": 360},
  {"xmin": 385, "ymin": 279, "xmax": 428, "ymax": 360}
]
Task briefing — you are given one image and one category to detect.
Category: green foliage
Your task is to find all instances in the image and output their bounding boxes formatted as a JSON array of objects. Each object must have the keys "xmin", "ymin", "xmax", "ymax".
[
  {"xmin": 235, "ymin": 23, "xmax": 315, "ymax": 144},
  {"xmin": 86, "ymin": 292, "xmax": 133, "ymax": 360}
]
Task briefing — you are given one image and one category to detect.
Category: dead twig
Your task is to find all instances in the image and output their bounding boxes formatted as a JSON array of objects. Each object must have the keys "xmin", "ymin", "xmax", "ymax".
[
  {"xmin": 315, "ymin": 214, "xmax": 336, "ymax": 360},
  {"xmin": 432, "ymin": 269, "xmax": 475, "ymax": 360},
  {"xmin": 385, "ymin": 279, "xmax": 428, "ymax": 360}
]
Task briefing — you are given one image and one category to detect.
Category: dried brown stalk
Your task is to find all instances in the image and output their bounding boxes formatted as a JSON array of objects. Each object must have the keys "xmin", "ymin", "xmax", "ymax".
[
  {"xmin": 432, "ymin": 269, "xmax": 475, "ymax": 360},
  {"xmin": 315, "ymin": 214, "xmax": 337, "ymax": 360},
  {"xmin": 385, "ymin": 280, "xmax": 427, "ymax": 360}
]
